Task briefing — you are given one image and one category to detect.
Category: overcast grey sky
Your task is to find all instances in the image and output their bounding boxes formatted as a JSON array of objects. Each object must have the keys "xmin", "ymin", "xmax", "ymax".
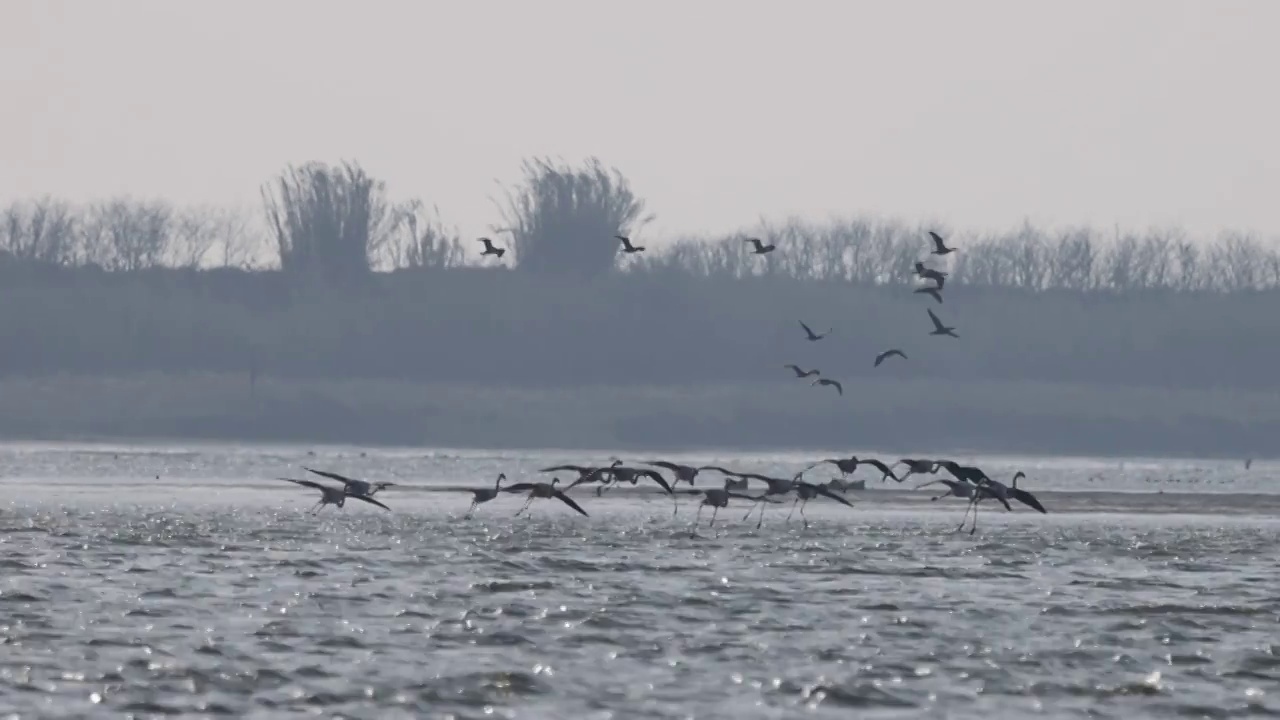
[{"xmin": 3, "ymin": 0, "xmax": 1278, "ymax": 243}]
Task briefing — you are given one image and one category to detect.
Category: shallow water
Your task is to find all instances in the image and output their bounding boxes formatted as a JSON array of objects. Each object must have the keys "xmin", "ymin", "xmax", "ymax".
[{"xmin": 2, "ymin": 441, "xmax": 1279, "ymax": 718}]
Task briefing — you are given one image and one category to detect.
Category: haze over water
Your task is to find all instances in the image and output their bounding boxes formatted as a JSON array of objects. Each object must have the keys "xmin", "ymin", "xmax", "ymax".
[{"xmin": 3, "ymin": 441, "xmax": 1279, "ymax": 718}]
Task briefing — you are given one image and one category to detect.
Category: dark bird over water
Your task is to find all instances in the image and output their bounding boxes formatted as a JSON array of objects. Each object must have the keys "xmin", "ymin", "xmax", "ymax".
[
  {"xmin": 615, "ymin": 234, "xmax": 645, "ymax": 253},
  {"xmin": 502, "ymin": 477, "xmax": 590, "ymax": 517},
  {"xmin": 303, "ymin": 467, "xmax": 395, "ymax": 498},
  {"xmin": 812, "ymin": 377, "xmax": 843, "ymax": 395},
  {"xmin": 914, "ymin": 286, "xmax": 943, "ymax": 303},
  {"xmin": 928, "ymin": 231, "xmax": 955, "ymax": 255},
  {"xmin": 422, "ymin": 472, "xmax": 507, "ymax": 518},
  {"xmin": 784, "ymin": 364, "xmax": 820, "ymax": 378},
  {"xmin": 874, "ymin": 349, "xmax": 907, "ymax": 367},
  {"xmin": 280, "ymin": 477, "xmax": 391, "ymax": 513},
  {"xmin": 1010, "ymin": 471, "xmax": 1048, "ymax": 514},
  {"xmin": 915, "ymin": 262, "xmax": 948, "ymax": 289},
  {"xmin": 476, "ymin": 237, "xmax": 506, "ymax": 258},
  {"xmin": 927, "ymin": 308, "xmax": 959, "ymax": 338},
  {"xmin": 799, "ymin": 321, "xmax": 832, "ymax": 342},
  {"xmin": 642, "ymin": 460, "xmax": 721, "ymax": 486},
  {"xmin": 745, "ymin": 237, "xmax": 776, "ymax": 254}
]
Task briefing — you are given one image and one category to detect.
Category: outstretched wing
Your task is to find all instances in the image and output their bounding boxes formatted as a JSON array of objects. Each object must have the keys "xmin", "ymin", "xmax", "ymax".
[
  {"xmin": 640, "ymin": 470, "xmax": 673, "ymax": 494},
  {"xmin": 349, "ymin": 493, "xmax": 392, "ymax": 511},
  {"xmin": 279, "ymin": 477, "xmax": 327, "ymax": 492},
  {"xmin": 538, "ymin": 464, "xmax": 586, "ymax": 473},
  {"xmin": 812, "ymin": 484, "xmax": 855, "ymax": 507},
  {"xmin": 830, "ymin": 380, "xmax": 843, "ymax": 395},
  {"xmin": 552, "ymin": 491, "xmax": 590, "ymax": 517},
  {"xmin": 1011, "ymin": 488, "xmax": 1048, "ymax": 514},
  {"xmin": 566, "ymin": 466, "xmax": 612, "ymax": 490},
  {"xmin": 861, "ymin": 459, "xmax": 898, "ymax": 481},
  {"xmin": 304, "ymin": 467, "xmax": 361, "ymax": 485},
  {"xmin": 643, "ymin": 460, "xmax": 680, "ymax": 472},
  {"xmin": 501, "ymin": 482, "xmax": 539, "ymax": 493},
  {"xmin": 927, "ymin": 308, "xmax": 946, "ymax": 331},
  {"xmin": 799, "ymin": 320, "xmax": 814, "ymax": 337},
  {"xmin": 698, "ymin": 465, "xmax": 738, "ymax": 475},
  {"xmin": 929, "ymin": 231, "xmax": 945, "ymax": 251}
]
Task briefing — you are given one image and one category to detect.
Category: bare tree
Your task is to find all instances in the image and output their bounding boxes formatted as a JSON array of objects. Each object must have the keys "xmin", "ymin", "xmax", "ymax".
[
  {"xmin": 381, "ymin": 200, "xmax": 467, "ymax": 270},
  {"xmin": 0, "ymin": 196, "xmax": 80, "ymax": 266},
  {"xmin": 80, "ymin": 198, "xmax": 173, "ymax": 271}
]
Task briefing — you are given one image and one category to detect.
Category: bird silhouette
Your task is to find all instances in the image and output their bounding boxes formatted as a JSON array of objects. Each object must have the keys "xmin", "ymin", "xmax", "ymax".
[
  {"xmin": 812, "ymin": 377, "xmax": 843, "ymax": 395},
  {"xmin": 476, "ymin": 237, "xmax": 506, "ymax": 258},
  {"xmin": 501, "ymin": 477, "xmax": 590, "ymax": 517},
  {"xmin": 914, "ymin": 262, "xmax": 948, "ymax": 289},
  {"xmin": 874, "ymin": 349, "xmax": 907, "ymax": 367},
  {"xmin": 799, "ymin": 321, "xmax": 832, "ymax": 341},
  {"xmin": 927, "ymin": 308, "xmax": 959, "ymax": 338},
  {"xmin": 928, "ymin": 231, "xmax": 955, "ymax": 255},
  {"xmin": 280, "ymin": 478, "xmax": 391, "ymax": 513},
  {"xmin": 784, "ymin": 364, "xmax": 820, "ymax": 378},
  {"xmin": 744, "ymin": 237, "xmax": 776, "ymax": 254},
  {"xmin": 615, "ymin": 235, "xmax": 645, "ymax": 253}
]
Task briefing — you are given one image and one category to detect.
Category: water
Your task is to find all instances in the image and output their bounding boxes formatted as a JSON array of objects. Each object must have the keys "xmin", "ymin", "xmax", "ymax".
[{"xmin": 2, "ymin": 441, "xmax": 1279, "ymax": 718}]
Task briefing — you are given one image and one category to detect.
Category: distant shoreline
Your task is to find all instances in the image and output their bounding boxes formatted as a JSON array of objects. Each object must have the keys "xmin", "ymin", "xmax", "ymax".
[{"xmin": 1, "ymin": 373, "xmax": 1274, "ymax": 461}]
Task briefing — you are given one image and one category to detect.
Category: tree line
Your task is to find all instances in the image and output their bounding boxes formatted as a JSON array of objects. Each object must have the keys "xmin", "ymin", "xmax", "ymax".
[{"xmin": 3, "ymin": 157, "xmax": 1278, "ymax": 293}]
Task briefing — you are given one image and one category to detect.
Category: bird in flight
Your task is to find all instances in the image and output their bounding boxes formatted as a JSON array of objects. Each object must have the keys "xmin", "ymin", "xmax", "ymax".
[
  {"xmin": 784, "ymin": 364, "xmax": 820, "ymax": 378},
  {"xmin": 615, "ymin": 235, "xmax": 645, "ymax": 253},
  {"xmin": 303, "ymin": 467, "xmax": 395, "ymax": 498},
  {"xmin": 812, "ymin": 377, "xmax": 843, "ymax": 396},
  {"xmin": 874, "ymin": 349, "xmax": 907, "ymax": 367},
  {"xmin": 914, "ymin": 286, "xmax": 943, "ymax": 304},
  {"xmin": 280, "ymin": 477, "xmax": 391, "ymax": 513},
  {"xmin": 476, "ymin": 237, "xmax": 506, "ymax": 258},
  {"xmin": 744, "ymin": 237, "xmax": 776, "ymax": 254},
  {"xmin": 928, "ymin": 231, "xmax": 955, "ymax": 256},
  {"xmin": 502, "ymin": 477, "xmax": 589, "ymax": 517},
  {"xmin": 799, "ymin": 321, "xmax": 832, "ymax": 342},
  {"xmin": 927, "ymin": 308, "xmax": 959, "ymax": 338},
  {"xmin": 915, "ymin": 262, "xmax": 948, "ymax": 289},
  {"xmin": 421, "ymin": 472, "xmax": 508, "ymax": 518}
]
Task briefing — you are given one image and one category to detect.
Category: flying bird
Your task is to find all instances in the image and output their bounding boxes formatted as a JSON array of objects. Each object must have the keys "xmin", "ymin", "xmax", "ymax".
[
  {"xmin": 677, "ymin": 483, "xmax": 777, "ymax": 534},
  {"xmin": 501, "ymin": 477, "xmax": 589, "ymax": 517},
  {"xmin": 874, "ymin": 349, "xmax": 907, "ymax": 367},
  {"xmin": 928, "ymin": 231, "xmax": 955, "ymax": 256},
  {"xmin": 744, "ymin": 237, "xmax": 776, "ymax": 254},
  {"xmin": 914, "ymin": 262, "xmax": 948, "ymax": 289},
  {"xmin": 799, "ymin": 321, "xmax": 832, "ymax": 342},
  {"xmin": 812, "ymin": 377, "xmax": 843, "ymax": 396},
  {"xmin": 280, "ymin": 477, "xmax": 391, "ymax": 513},
  {"xmin": 476, "ymin": 237, "xmax": 506, "ymax": 258},
  {"xmin": 303, "ymin": 467, "xmax": 395, "ymax": 497},
  {"xmin": 1009, "ymin": 471, "xmax": 1048, "ymax": 514},
  {"xmin": 927, "ymin": 308, "xmax": 959, "ymax": 338},
  {"xmin": 615, "ymin": 235, "xmax": 645, "ymax": 253},
  {"xmin": 787, "ymin": 480, "xmax": 855, "ymax": 529},
  {"xmin": 914, "ymin": 286, "xmax": 943, "ymax": 303},
  {"xmin": 641, "ymin": 460, "xmax": 722, "ymax": 487},
  {"xmin": 421, "ymin": 472, "xmax": 507, "ymax": 518},
  {"xmin": 856, "ymin": 457, "xmax": 900, "ymax": 482},
  {"xmin": 784, "ymin": 364, "xmax": 820, "ymax": 378}
]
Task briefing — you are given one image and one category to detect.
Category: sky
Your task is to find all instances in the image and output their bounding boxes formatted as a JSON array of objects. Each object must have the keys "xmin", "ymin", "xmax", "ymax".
[{"xmin": 3, "ymin": 0, "xmax": 1279, "ymax": 244}]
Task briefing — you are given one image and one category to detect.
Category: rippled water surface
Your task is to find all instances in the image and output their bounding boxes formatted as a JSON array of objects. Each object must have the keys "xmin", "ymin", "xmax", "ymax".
[{"xmin": 3, "ymin": 441, "xmax": 1280, "ymax": 718}]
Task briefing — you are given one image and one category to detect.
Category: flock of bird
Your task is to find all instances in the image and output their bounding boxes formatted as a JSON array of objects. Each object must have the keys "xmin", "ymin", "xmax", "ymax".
[
  {"xmin": 781, "ymin": 230, "xmax": 958, "ymax": 397},
  {"xmin": 482, "ymin": 228, "xmax": 958, "ymax": 398},
  {"xmin": 281, "ymin": 229, "xmax": 1042, "ymax": 534},
  {"xmin": 278, "ymin": 454, "xmax": 1048, "ymax": 536}
]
